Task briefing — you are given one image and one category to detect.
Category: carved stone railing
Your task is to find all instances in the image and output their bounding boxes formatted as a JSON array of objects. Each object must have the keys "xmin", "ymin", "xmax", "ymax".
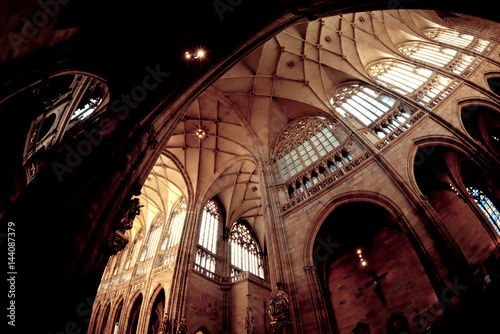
[
  {"xmin": 374, "ymin": 110, "xmax": 427, "ymax": 151},
  {"xmin": 425, "ymin": 78, "xmax": 461, "ymax": 110},
  {"xmin": 279, "ymin": 151, "xmax": 373, "ymax": 214},
  {"xmin": 193, "ymin": 263, "xmax": 223, "ymax": 282},
  {"xmin": 194, "ymin": 266, "xmax": 271, "ymax": 289}
]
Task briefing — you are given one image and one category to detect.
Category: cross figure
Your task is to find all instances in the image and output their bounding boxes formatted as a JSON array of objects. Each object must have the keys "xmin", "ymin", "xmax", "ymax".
[{"xmin": 364, "ymin": 271, "xmax": 388, "ymax": 307}]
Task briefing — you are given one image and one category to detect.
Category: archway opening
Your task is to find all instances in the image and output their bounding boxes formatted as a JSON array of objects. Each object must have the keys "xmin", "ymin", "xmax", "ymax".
[
  {"xmin": 461, "ymin": 104, "xmax": 500, "ymax": 156},
  {"xmin": 112, "ymin": 300, "xmax": 123, "ymax": 334},
  {"xmin": 97, "ymin": 303, "xmax": 111, "ymax": 334},
  {"xmin": 127, "ymin": 294, "xmax": 143, "ymax": 334},
  {"xmin": 147, "ymin": 289, "xmax": 166, "ymax": 334},
  {"xmin": 313, "ymin": 201, "xmax": 438, "ymax": 334}
]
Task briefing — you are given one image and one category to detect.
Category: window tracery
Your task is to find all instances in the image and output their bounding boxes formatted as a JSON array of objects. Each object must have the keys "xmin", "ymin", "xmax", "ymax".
[
  {"xmin": 195, "ymin": 200, "xmax": 220, "ymax": 273},
  {"xmin": 230, "ymin": 223, "xmax": 264, "ymax": 278},
  {"xmin": 368, "ymin": 60, "xmax": 453, "ymax": 107},
  {"xmin": 22, "ymin": 73, "xmax": 109, "ymax": 182},
  {"xmin": 273, "ymin": 117, "xmax": 341, "ymax": 183},
  {"xmin": 467, "ymin": 187, "xmax": 500, "ymax": 236},
  {"xmin": 161, "ymin": 198, "xmax": 187, "ymax": 251},
  {"xmin": 139, "ymin": 214, "xmax": 163, "ymax": 262},
  {"xmin": 424, "ymin": 29, "xmax": 490, "ymax": 54},
  {"xmin": 398, "ymin": 42, "xmax": 475, "ymax": 76}
]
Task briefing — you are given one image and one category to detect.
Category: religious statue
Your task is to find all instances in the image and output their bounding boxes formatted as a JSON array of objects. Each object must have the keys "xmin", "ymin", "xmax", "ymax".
[
  {"xmin": 177, "ymin": 316, "xmax": 187, "ymax": 334},
  {"xmin": 119, "ymin": 197, "xmax": 143, "ymax": 231},
  {"xmin": 157, "ymin": 313, "xmax": 170, "ymax": 334},
  {"xmin": 245, "ymin": 306, "xmax": 255, "ymax": 334},
  {"xmin": 268, "ymin": 282, "xmax": 290, "ymax": 333}
]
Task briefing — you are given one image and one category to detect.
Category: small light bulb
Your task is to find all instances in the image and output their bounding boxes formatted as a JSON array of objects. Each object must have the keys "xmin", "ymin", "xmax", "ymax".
[
  {"xmin": 185, "ymin": 52, "xmax": 191, "ymax": 59},
  {"xmin": 362, "ymin": 261, "xmax": 367, "ymax": 266},
  {"xmin": 197, "ymin": 50, "xmax": 205, "ymax": 58},
  {"xmin": 357, "ymin": 249, "xmax": 361, "ymax": 254}
]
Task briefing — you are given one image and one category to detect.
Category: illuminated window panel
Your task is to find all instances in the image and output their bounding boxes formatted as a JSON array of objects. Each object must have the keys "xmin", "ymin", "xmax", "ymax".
[
  {"xmin": 273, "ymin": 117, "xmax": 341, "ymax": 183},
  {"xmin": 467, "ymin": 187, "xmax": 500, "ymax": 236},
  {"xmin": 161, "ymin": 198, "xmax": 187, "ymax": 250},
  {"xmin": 230, "ymin": 223, "xmax": 264, "ymax": 278}
]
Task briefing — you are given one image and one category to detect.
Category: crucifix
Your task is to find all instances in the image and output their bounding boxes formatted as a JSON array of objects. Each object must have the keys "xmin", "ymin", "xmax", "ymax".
[
  {"xmin": 357, "ymin": 248, "xmax": 388, "ymax": 308},
  {"xmin": 364, "ymin": 271, "xmax": 388, "ymax": 308}
]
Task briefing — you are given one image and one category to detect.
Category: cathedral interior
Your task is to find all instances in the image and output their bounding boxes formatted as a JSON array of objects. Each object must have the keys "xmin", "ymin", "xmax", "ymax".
[{"xmin": 2, "ymin": 1, "xmax": 500, "ymax": 333}]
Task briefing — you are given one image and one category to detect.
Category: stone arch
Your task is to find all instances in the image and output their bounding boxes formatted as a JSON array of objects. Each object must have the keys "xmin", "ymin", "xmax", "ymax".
[
  {"xmin": 458, "ymin": 99, "xmax": 500, "ymax": 157},
  {"xmin": 412, "ymin": 142, "xmax": 500, "ymax": 266},
  {"xmin": 406, "ymin": 135, "xmax": 474, "ymax": 195},
  {"xmin": 97, "ymin": 301, "xmax": 112, "ymax": 334},
  {"xmin": 145, "ymin": 285, "xmax": 166, "ymax": 334},
  {"xmin": 303, "ymin": 191, "xmax": 407, "ymax": 268},
  {"xmin": 307, "ymin": 197, "xmax": 440, "ymax": 334},
  {"xmin": 193, "ymin": 326, "xmax": 211, "ymax": 334},
  {"xmin": 124, "ymin": 291, "xmax": 143, "ymax": 334},
  {"xmin": 110, "ymin": 297, "xmax": 124, "ymax": 334},
  {"xmin": 485, "ymin": 72, "xmax": 500, "ymax": 97},
  {"xmin": 89, "ymin": 302, "xmax": 101, "ymax": 334}
]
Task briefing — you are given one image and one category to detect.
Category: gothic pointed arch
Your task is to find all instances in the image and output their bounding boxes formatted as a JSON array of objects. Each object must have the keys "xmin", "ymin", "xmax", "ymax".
[
  {"xmin": 310, "ymin": 199, "xmax": 440, "ymax": 334},
  {"xmin": 413, "ymin": 143, "xmax": 500, "ymax": 268},
  {"xmin": 125, "ymin": 292, "xmax": 143, "ymax": 334},
  {"xmin": 229, "ymin": 221, "xmax": 265, "ymax": 278},
  {"xmin": 459, "ymin": 99, "xmax": 500, "ymax": 157},
  {"xmin": 146, "ymin": 286, "xmax": 166, "ymax": 334}
]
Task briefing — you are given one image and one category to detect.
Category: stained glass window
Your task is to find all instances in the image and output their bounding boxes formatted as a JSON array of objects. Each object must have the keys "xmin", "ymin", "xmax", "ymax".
[
  {"xmin": 230, "ymin": 223, "xmax": 264, "ymax": 278},
  {"xmin": 467, "ymin": 187, "xmax": 500, "ymax": 236}
]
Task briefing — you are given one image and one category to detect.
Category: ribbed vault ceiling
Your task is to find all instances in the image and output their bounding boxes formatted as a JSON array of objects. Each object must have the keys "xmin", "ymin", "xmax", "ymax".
[{"xmin": 132, "ymin": 9, "xmax": 468, "ymax": 247}]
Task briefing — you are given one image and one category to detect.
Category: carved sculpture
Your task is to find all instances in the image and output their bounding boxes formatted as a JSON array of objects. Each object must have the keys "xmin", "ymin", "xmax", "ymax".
[
  {"xmin": 245, "ymin": 306, "xmax": 255, "ymax": 334},
  {"xmin": 177, "ymin": 317, "xmax": 187, "ymax": 334},
  {"xmin": 119, "ymin": 197, "xmax": 143, "ymax": 232},
  {"xmin": 268, "ymin": 282, "xmax": 290, "ymax": 333}
]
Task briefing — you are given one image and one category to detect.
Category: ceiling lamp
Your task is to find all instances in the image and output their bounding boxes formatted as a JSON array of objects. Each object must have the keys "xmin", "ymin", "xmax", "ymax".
[
  {"xmin": 193, "ymin": 125, "xmax": 208, "ymax": 141},
  {"xmin": 185, "ymin": 48, "xmax": 207, "ymax": 60}
]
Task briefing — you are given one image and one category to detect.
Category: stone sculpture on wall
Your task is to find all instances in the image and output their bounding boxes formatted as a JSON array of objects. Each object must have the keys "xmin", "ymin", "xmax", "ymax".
[{"xmin": 268, "ymin": 282, "xmax": 291, "ymax": 333}]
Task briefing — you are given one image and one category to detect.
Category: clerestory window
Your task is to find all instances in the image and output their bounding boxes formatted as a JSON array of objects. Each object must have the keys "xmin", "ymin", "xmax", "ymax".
[
  {"xmin": 195, "ymin": 200, "xmax": 220, "ymax": 273},
  {"xmin": 423, "ymin": 29, "xmax": 491, "ymax": 54},
  {"xmin": 230, "ymin": 223, "xmax": 264, "ymax": 278},
  {"xmin": 139, "ymin": 214, "xmax": 163, "ymax": 262},
  {"xmin": 273, "ymin": 117, "xmax": 341, "ymax": 183},
  {"xmin": 161, "ymin": 198, "xmax": 187, "ymax": 251},
  {"xmin": 467, "ymin": 187, "xmax": 500, "ymax": 236}
]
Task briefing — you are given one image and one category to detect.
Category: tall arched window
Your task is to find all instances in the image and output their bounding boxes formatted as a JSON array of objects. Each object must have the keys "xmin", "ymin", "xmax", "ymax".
[
  {"xmin": 424, "ymin": 29, "xmax": 491, "ymax": 54},
  {"xmin": 273, "ymin": 117, "xmax": 341, "ymax": 183},
  {"xmin": 124, "ymin": 233, "xmax": 143, "ymax": 270},
  {"xmin": 230, "ymin": 223, "xmax": 264, "ymax": 278},
  {"xmin": 139, "ymin": 214, "xmax": 163, "ymax": 262},
  {"xmin": 467, "ymin": 187, "xmax": 500, "ymax": 236},
  {"xmin": 161, "ymin": 198, "xmax": 187, "ymax": 251},
  {"xmin": 368, "ymin": 60, "xmax": 453, "ymax": 107},
  {"xmin": 21, "ymin": 73, "xmax": 109, "ymax": 182},
  {"xmin": 330, "ymin": 84, "xmax": 399, "ymax": 126},
  {"xmin": 195, "ymin": 200, "xmax": 220, "ymax": 273},
  {"xmin": 398, "ymin": 42, "xmax": 475, "ymax": 76}
]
